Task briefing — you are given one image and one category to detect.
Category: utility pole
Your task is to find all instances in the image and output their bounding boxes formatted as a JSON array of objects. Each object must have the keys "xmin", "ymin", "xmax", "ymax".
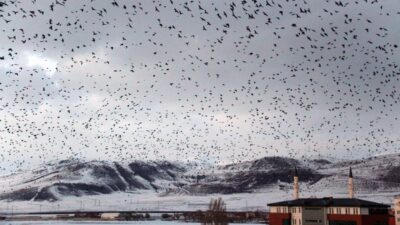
[{"xmin": 79, "ymin": 200, "xmax": 84, "ymax": 211}]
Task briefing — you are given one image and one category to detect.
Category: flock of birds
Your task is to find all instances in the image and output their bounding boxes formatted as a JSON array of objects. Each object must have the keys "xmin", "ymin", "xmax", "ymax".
[{"xmin": 0, "ymin": 0, "xmax": 399, "ymax": 172}]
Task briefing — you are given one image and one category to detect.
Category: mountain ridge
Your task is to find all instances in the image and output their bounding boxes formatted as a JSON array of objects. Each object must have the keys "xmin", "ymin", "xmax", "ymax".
[{"xmin": 0, "ymin": 154, "xmax": 399, "ymax": 202}]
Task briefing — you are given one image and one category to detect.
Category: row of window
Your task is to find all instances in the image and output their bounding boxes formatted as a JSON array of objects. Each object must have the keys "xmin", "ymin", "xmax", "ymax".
[
  {"xmin": 293, "ymin": 219, "xmax": 323, "ymax": 224},
  {"xmin": 305, "ymin": 207, "xmax": 322, "ymax": 211},
  {"xmin": 305, "ymin": 219, "xmax": 323, "ymax": 223},
  {"xmin": 276, "ymin": 207, "xmax": 288, "ymax": 213},
  {"xmin": 292, "ymin": 207, "xmax": 302, "ymax": 213},
  {"xmin": 292, "ymin": 218, "xmax": 302, "ymax": 225},
  {"xmin": 276, "ymin": 207, "xmax": 319, "ymax": 213},
  {"xmin": 327, "ymin": 207, "xmax": 359, "ymax": 215},
  {"xmin": 275, "ymin": 207, "xmax": 359, "ymax": 215},
  {"xmin": 329, "ymin": 221, "xmax": 357, "ymax": 225}
]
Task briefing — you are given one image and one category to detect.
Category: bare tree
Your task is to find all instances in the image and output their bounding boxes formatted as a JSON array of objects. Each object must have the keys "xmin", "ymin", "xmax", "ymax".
[{"xmin": 201, "ymin": 198, "xmax": 228, "ymax": 225}]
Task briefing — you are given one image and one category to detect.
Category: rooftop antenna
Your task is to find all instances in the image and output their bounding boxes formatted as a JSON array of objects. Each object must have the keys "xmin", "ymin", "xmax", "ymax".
[
  {"xmin": 348, "ymin": 167, "xmax": 354, "ymax": 198},
  {"xmin": 294, "ymin": 166, "xmax": 299, "ymax": 200}
]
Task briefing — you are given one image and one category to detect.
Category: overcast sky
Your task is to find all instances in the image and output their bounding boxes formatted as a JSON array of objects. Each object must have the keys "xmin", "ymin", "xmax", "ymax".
[{"xmin": 0, "ymin": 0, "xmax": 399, "ymax": 173}]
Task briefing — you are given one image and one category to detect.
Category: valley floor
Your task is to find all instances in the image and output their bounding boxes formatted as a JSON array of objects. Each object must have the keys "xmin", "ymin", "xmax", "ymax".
[
  {"xmin": 1, "ymin": 188, "xmax": 399, "ymax": 214},
  {"xmin": 0, "ymin": 221, "xmax": 263, "ymax": 225}
]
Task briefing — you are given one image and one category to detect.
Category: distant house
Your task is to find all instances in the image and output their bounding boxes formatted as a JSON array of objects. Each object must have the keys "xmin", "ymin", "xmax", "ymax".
[
  {"xmin": 101, "ymin": 213, "xmax": 120, "ymax": 220},
  {"xmin": 268, "ymin": 167, "xmax": 390, "ymax": 225}
]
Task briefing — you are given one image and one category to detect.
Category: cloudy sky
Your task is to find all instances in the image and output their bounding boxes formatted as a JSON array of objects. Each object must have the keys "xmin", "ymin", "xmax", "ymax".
[{"xmin": 0, "ymin": 0, "xmax": 399, "ymax": 173}]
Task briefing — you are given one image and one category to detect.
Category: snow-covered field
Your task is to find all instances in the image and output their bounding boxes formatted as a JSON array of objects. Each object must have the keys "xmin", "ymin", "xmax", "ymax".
[
  {"xmin": 0, "ymin": 221, "xmax": 263, "ymax": 225},
  {"xmin": 1, "ymin": 187, "xmax": 399, "ymax": 214}
]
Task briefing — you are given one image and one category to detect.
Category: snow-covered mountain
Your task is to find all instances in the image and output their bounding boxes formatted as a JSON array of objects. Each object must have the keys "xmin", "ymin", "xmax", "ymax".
[
  {"xmin": 0, "ymin": 159, "xmax": 187, "ymax": 202},
  {"xmin": 0, "ymin": 154, "xmax": 399, "ymax": 206}
]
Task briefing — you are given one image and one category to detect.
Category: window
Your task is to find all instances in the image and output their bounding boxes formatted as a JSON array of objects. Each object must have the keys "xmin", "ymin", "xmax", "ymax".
[
  {"xmin": 305, "ymin": 207, "xmax": 321, "ymax": 211},
  {"xmin": 329, "ymin": 221, "xmax": 357, "ymax": 225}
]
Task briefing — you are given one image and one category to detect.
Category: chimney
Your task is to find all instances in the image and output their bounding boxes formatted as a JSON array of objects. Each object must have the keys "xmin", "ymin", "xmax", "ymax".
[
  {"xmin": 348, "ymin": 167, "xmax": 354, "ymax": 198},
  {"xmin": 294, "ymin": 166, "xmax": 299, "ymax": 200}
]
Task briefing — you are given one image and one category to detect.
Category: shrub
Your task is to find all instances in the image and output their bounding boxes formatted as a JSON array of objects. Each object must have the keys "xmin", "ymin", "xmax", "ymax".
[{"xmin": 201, "ymin": 198, "xmax": 228, "ymax": 225}]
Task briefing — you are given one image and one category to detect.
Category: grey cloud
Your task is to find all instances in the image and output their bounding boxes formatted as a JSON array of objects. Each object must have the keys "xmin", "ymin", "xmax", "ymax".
[{"xmin": 0, "ymin": 0, "xmax": 399, "ymax": 173}]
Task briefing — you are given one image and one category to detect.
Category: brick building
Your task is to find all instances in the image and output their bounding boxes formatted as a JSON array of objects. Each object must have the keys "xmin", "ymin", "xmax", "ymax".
[{"xmin": 268, "ymin": 168, "xmax": 390, "ymax": 225}]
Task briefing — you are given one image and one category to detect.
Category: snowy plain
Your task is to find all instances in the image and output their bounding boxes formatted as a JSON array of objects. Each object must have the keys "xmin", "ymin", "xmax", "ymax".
[
  {"xmin": 1, "ymin": 187, "xmax": 399, "ymax": 214},
  {"xmin": 0, "ymin": 221, "xmax": 262, "ymax": 225}
]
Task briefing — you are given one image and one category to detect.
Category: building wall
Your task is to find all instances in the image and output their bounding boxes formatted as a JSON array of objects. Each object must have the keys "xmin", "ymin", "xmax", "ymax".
[
  {"xmin": 271, "ymin": 206, "xmax": 290, "ymax": 213},
  {"xmin": 291, "ymin": 207, "xmax": 303, "ymax": 225},
  {"xmin": 361, "ymin": 214, "xmax": 389, "ymax": 225},
  {"xmin": 269, "ymin": 212, "xmax": 291, "ymax": 225},
  {"xmin": 269, "ymin": 204, "xmax": 389, "ymax": 225},
  {"xmin": 360, "ymin": 208, "xmax": 369, "ymax": 215},
  {"xmin": 389, "ymin": 215, "xmax": 396, "ymax": 225},
  {"xmin": 327, "ymin": 214, "xmax": 362, "ymax": 225},
  {"xmin": 395, "ymin": 197, "xmax": 400, "ymax": 225},
  {"xmin": 302, "ymin": 207, "xmax": 326, "ymax": 225},
  {"xmin": 327, "ymin": 207, "xmax": 361, "ymax": 215},
  {"xmin": 327, "ymin": 214, "xmax": 389, "ymax": 225}
]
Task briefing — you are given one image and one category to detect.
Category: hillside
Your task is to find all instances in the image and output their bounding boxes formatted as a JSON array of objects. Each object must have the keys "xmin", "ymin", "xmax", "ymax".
[{"xmin": 0, "ymin": 154, "xmax": 399, "ymax": 211}]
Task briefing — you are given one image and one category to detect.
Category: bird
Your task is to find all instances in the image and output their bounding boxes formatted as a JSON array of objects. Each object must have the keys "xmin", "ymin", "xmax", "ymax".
[{"xmin": 0, "ymin": 0, "xmax": 397, "ymax": 192}]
